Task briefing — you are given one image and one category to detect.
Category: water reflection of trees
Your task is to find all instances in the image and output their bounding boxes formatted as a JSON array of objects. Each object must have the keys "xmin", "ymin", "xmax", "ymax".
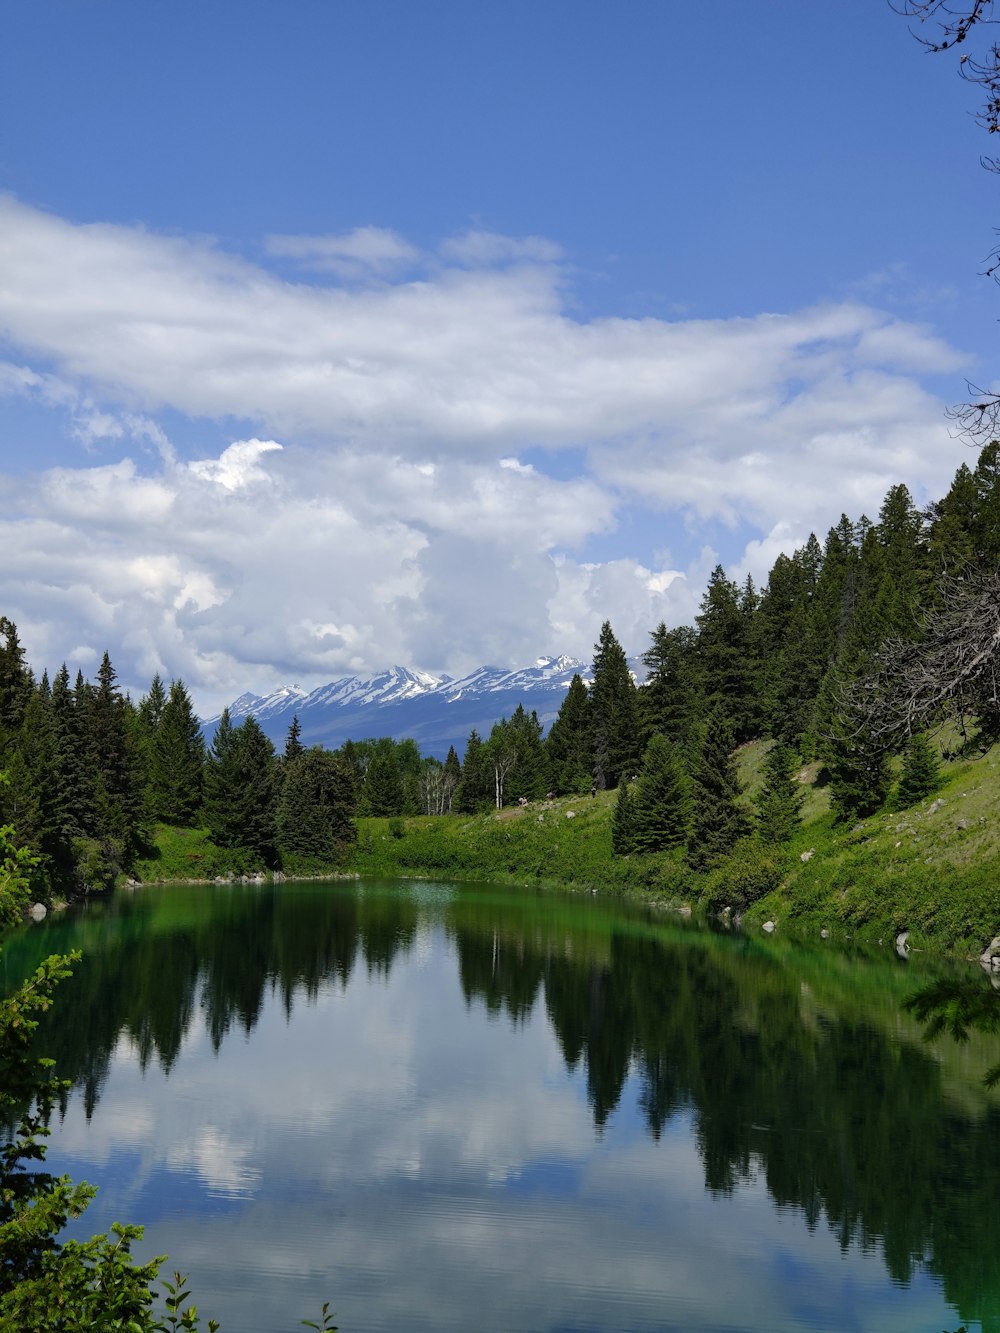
[{"xmin": 13, "ymin": 884, "xmax": 1000, "ymax": 1331}]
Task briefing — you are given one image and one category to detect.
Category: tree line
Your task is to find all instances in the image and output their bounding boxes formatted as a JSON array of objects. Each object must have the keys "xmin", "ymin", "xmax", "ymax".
[{"xmin": 1, "ymin": 442, "xmax": 999, "ymax": 909}]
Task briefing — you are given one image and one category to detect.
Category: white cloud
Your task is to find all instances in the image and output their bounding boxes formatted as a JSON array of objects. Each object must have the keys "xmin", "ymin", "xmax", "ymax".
[
  {"xmin": 265, "ymin": 225, "xmax": 420, "ymax": 277},
  {"xmin": 0, "ymin": 196, "xmax": 973, "ymax": 705},
  {"xmin": 188, "ymin": 438, "xmax": 283, "ymax": 491},
  {"xmin": 439, "ymin": 229, "xmax": 564, "ymax": 266}
]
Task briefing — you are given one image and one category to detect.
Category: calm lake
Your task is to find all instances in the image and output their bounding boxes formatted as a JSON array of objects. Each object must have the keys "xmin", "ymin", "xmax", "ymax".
[{"xmin": 4, "ymin": 878, "xmax": 1000, "ymax": 1333}]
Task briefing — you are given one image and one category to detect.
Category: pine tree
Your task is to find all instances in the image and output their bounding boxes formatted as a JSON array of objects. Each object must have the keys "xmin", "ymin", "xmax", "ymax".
[
  {"xmin": 276, "ymin": 747, "xmax": 357, "ymax": 862},
  {"xmin": 755, "ymin": 742, "xmax": 805, "ymax": 844},
  {"xmin": 823, "ymin": 704, "xmax": 892, "ymax": 823},
  {"xmin": 454, "ymin": 729, "xmax": 493, "ymax": 812},
  {"xmin": 630, "ymin": 734, "xmax": 690, "ymax": 854},
  {"xmin": 359, "ymin": 740, "xmax": 404, "ymax": 816},
  {"xmin": 507, "ymin": 704, "xmax": 549, "ymax": 801},
  {"xmin": 895, "ymin": 733, "xmax": 941, "ymax": 809},
  {"xmin": 695, "ymin": 566, "xmax": 757, "ymax": 741},
  {"xmin": 83, "ymin": 652, "xmax": 147, "ymax": 866},
  {"xmin": 589, "ymin": 621, "xmax": 641, "ymax": 790},
  {"xmin": 545, "ymin": 674, "xmax": 592, "ymax": 794},
  {"xmin": 441, "ymin": 745, "xmax": 461, "ymax": 813},
  {"xmin": 926, "ymin": 461, "xmax": 979, "ymax": 575},
  {"xmin": 0, "ymin": 617, "xmax": 33, "ymax": 743},
  {"xmin": 203, "ymin": 715, "xmax": 279, "ymax": 863},
  {"xmin": 638, "ymin": 624, "xmax": 699, "ymax": 751},
  {"xmin": 153, "ymin": 680, "xmax": 205, "ymax": 825},
  {"xmin": 687, "ymin": 709, "xmax": 750, "ymax": 870},
  {"xmin": 611, "ymin": 781, "xmax": 635, "ymax": 855},
  {"xmin": 284, "ymin": 715, "xmax": 304, "ymax": 762},
  {"xmin": 11, "ymin": 688, "xmax": 75, "ymax": 891}
]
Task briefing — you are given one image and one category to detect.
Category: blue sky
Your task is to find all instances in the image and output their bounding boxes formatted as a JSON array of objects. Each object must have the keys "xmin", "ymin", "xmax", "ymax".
[{"xmin": 0, "ymin": 0, "xmax": 995, "ymax": 710}]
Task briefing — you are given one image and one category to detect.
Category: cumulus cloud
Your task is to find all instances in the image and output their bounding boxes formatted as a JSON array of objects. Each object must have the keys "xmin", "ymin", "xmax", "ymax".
[{"xmin": 0, "ymin": 196, "xmax": 971, "ymax": 706}]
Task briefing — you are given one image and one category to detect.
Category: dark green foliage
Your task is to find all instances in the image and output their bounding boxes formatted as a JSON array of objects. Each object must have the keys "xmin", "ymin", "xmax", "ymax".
[
  {"xmin": 611, "ymin": 781, "xmax": 635, "ymax": 855},
  {"xmin": 284, "ymin": 714, "xmax": 304, "ymax": 762},
  {"xmin": 822, "ymin": 681, "xmax": 893, "ymax": 822},
  {"xmin": 506, "ymin": 704, "xmax": 549, "ymax": 801},
  {"xmin": 203, "ymin": 714, "xmax": 279, "ymax": 864},
  {"xmin": 150, "ymin": 680, "xmax": 204, "ymax": 825},
  {"xmin": 454, "ymin": 729, "xmax": 492, "ymax": 812},
  {"xmin": 545, "ymin": 673, "xmax": 592, "ymax": 794},
  {"xmin": 756, "ymin": 743, "xmax": 805, "ymax": 844},
  {"xmin": 687, "ymin": 709, "xmax": 750, "ymax": 870},
  {"xmin": 276, "ymin": 747, "xmax": 357, "ymax": 864},
  {"xmin": 696, "ymin": 567, "xmax": 756, "ymax": 743},
  {"xmin": 589, "ymin": 621, "xmax": 641, "ymax": 789},
  {"xmin": 630, "ymin": 735, "xmax": 690, "ymax": 854},
  {"xmin": 443, "ymin": 745, "xmax": 461, "ymax": 809},
  {"xmin": 0, "ymin": 616, "xmax": 32, "ymax": 742},
  {"xmin": 896, "ymin": 733, "xmax": 941, "ymax": 809},
  {"xmin": 638, "ymin": 624, "xmax": 699, "ymax": 751},
  {"xmin": 358, "ymin": 739, "xmax": 405, "ymax": 816},
  {"xmin": 84, "ymin": 653, "xmax": 148, "ymax": 867}
]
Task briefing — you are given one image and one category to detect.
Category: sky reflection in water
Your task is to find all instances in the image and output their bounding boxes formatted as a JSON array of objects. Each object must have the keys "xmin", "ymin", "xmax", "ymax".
[{"xmin": 10, "ymin": 879, "xmax": 996, "ymax": 1333}]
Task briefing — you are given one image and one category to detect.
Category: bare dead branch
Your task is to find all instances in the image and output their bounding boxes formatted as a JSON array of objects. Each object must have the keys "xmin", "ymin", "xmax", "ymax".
[{"xmin": 836, "ymin": 568, "xmax": 1000, "ymax": 748}]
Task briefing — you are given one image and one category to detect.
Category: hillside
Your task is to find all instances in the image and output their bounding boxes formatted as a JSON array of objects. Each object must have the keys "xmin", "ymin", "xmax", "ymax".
[{"xmin": 340, "ymin": 737, "xmax": 1000, "ymax": 955}]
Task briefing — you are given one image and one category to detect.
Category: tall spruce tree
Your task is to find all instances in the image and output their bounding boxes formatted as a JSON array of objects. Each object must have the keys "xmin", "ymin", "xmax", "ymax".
[
  {"xmin": 506, "ymin": 704, "xmax": 549, "ymax": 801},
  {"xmin": 638, "ymin": 624, "xmax": 699, "ymax": 752},
  {"xmin": 545, "ymin": 674, "xmax": 592, "ymax": 794},
  {"xmin": 630, "ymin": 735, "xmax": 691, "ymax": 854},
  {"xmin": 276, "ymin": 747, "xmax": 357, "ymax": 862},
  {"xmin": 454, "ymin": 729, "xmax": 492, "ymax": 812},
  {"xmin": 441, "ymin": 745, "xmax": 461, "ymax": 812},
  {"xmin": 687, "ymin": 708, "xmax": 749, "ymax": 870},
  {"xmin": 204, "ymin": 711, "xmax": 280, "ymax": 863},
  {"xmin": 284, "ymin": 715, "xmax": 305, "ymax": 762},
  {"xmin": 152, "ymin": 680, "xmax": 205, "ymax": 825},
  {"xmin": 0, "ymin": 617, "xmax": 32, "ymax": 745},
  {"xmin": 589, "ymin": 621, "xmax": 641, "ymax": 790},
  {"xmin": 83, "ymin": 652, "xmax": 147, "ymax": 867},
  {"xmin": 696, "ymin": 566, "xmax": 756, "ymax": 742}
]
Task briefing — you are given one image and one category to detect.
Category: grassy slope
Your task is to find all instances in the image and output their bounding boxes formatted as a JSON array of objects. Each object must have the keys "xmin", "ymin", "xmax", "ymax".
[
  {"xmin": 133, "ymin": 738, "xmax": 1000, "ymax": 953},
  {"xmin": 745, "ymin": 742, "xmax": 1000, "ymax": 952},
  {"xmin": 347, "ymin": 739, "xmax": 1000, "ymax": 953}
]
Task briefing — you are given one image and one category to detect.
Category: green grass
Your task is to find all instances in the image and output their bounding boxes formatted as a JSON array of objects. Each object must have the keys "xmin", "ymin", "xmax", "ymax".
[{"xmin": 132, "ymin": 824, "xmax": 270, "ymax": 881}]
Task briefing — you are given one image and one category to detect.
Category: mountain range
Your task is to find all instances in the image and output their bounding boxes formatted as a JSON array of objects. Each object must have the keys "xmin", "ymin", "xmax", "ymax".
[{"xmin": 202, "ymin": 655, "xmax": 637, "ymax": 759}]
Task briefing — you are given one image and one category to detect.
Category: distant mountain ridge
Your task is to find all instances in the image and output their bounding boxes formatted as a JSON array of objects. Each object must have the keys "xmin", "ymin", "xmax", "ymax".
[{"xmin": 203, "ymin": 655, "xmax": 629, "ymax": 759}]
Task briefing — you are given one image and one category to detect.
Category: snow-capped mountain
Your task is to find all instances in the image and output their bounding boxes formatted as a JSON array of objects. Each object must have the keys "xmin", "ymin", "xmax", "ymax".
[{"xmin": 203, "ymin": 654, "xmax": 617, "ymax": 759}]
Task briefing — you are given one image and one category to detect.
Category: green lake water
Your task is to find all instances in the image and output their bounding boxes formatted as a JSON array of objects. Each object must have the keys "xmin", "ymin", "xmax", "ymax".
[{"xmin": 5, "ymin": 878, "xmax": 1000, "ymax": 1333}]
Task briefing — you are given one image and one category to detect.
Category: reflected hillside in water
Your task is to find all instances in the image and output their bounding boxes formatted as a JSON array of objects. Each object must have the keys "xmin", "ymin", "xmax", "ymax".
[{"xmin": 6, "ymin": 879, "xmax": 1000, "ymax": 1331}]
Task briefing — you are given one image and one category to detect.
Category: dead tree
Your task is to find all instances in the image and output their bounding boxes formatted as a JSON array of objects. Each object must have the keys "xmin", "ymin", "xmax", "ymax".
[{"xmin": 840, "ymin": 568, "xmax": 1000, "ymax": 748}]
